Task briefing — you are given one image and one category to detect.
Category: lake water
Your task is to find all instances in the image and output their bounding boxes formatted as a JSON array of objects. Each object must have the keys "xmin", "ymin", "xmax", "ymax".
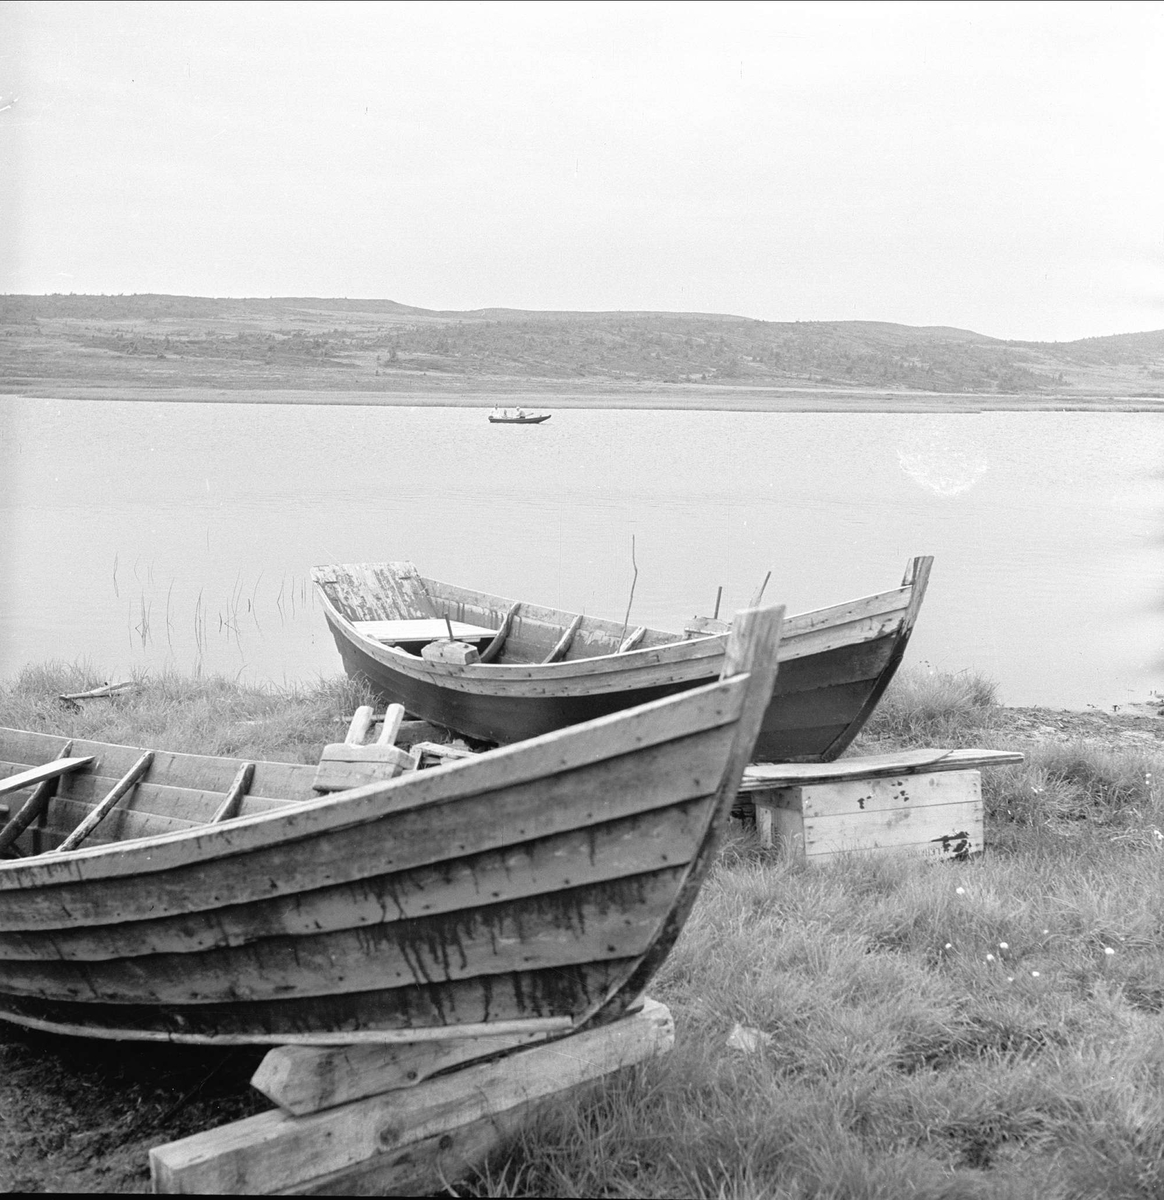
[{"xmin": 1, "ymin": 397, "xmax": 1161, "ymax": 709}]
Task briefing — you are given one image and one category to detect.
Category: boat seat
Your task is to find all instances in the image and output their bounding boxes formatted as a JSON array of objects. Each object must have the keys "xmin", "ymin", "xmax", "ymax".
[{"xmin": 352, "ymin": 619, "xmax": 499, "ymax": 646}]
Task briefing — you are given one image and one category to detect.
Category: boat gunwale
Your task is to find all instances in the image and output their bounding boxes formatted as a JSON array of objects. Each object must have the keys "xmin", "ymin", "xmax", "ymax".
[{"xmin": 0, "ymin": 672, "xmax": 747, "ymax": 887}]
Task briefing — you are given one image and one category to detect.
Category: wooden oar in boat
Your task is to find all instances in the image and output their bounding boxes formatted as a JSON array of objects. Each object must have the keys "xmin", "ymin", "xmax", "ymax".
[{"xmin": 0, "ymin": 746, "xmax": 94, "ymax": 855}]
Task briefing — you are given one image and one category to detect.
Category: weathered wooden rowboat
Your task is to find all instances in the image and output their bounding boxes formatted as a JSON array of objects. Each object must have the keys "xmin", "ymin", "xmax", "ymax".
[
  {"xmin": 0, "ymin": 605, "xmax": 783, "ymax": 1045},
  {"xmin": 313, "ymin": 557, "xmax": 931, "ymax": 762}
]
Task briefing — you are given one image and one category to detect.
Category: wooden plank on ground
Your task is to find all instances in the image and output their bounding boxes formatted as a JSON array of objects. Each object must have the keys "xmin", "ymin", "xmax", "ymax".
[
  {"xmin": 150, "ymin": 998, "xmax": 674, "ymax": 1195},
  {"xmin": 740, "ymin": 748, "xmax": 1022, "ymax": 791}
]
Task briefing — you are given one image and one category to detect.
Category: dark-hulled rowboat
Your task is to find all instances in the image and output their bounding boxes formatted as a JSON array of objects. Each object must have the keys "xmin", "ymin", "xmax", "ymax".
[
  {"xmin": 0, "ymin": 605, "xmax": 783, "ymax": 1045},
  {"xmin": 313, "ymin": 557, "xmax": 931, "ymax": 762}
]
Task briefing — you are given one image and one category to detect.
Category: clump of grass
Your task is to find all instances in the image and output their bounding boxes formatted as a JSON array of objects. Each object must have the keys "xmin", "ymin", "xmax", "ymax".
[
  {"xmin": 987, "ymin": 741, "xmax": 1162, "ymax": 833},
  {"xmin": 0, "ymin": 662, "xmax": 375, "ymax": 763},
  {"xmin": 861, "ymin": 665, "xmax": 999, "ymax": 747}
]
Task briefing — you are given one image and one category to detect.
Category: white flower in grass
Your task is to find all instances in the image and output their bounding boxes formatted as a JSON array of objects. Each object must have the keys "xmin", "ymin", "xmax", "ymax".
[
  {"xmin": 1104, "ymin": 946, "xmax": 1116, "ymax": 956},
  {"xmin": 956, "ymin": 887, "xmax": 965, "ymax": 895},
  {"xmin": 1031, "ymin": 971, "xmax": 1040, "ymax": 978},
  {"xmin": 944, "ymin": 943, "xmax": 953, "ymax": 950},
  {"xmin": 1006, "ymin": 976, "xmax": 1014, "ymax": 983},
  {"xmin": 999, "ymin": 942, "xmax": 1009, "ymax": 950},
  {"xmin": 986, "ymin": 954, "xmax": 995, "ymax": 962}
]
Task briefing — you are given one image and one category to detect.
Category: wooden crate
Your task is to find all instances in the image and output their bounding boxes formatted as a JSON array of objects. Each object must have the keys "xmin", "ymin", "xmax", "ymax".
[
  {"xmin": 740, "ymin": 749, "xmax": 1022, "ymax": 863},
  {"xmin": 150, "ymin": 998, "xmax": 673, "ymax": 1195}
]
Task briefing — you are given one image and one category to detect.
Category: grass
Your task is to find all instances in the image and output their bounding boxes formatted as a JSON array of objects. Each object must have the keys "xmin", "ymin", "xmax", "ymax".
[
  {"xmin": 0, "ymin": 660, "xmax": 375, "ymax": 763},
  {"xmin": 1, "ymin": 663, "xmax": 1162, "ymax": 1195}
]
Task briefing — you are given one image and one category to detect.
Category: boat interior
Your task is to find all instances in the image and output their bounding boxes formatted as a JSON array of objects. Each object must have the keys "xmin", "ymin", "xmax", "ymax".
[{"xmin": 313, "ymin": 561, "xmax": 922, "ymax": 668}]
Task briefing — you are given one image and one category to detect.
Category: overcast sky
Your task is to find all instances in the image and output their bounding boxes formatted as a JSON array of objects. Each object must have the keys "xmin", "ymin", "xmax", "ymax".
[{"xmin": 2, "ymin": 1, "xmax": 1162, "ymax": 340}]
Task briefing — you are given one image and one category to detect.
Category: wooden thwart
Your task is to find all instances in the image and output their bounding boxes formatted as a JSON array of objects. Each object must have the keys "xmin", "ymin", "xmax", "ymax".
[
  {"xmin": 210, "ymin": 763, "xmax": 256, "ymax": 824},
  {"xmin": 57, "ymin": 752, "xmax": 152, "ymax": 853},
  {"xmin": 351, "ymin": 618, "xmax": 497, "ymax": 645},
  {"xmin": 543, "ymin": 613, "xmax": 583, "ymax": 663},
  {"xmin": 478, "ymin": 601, "xmax": 520, "ymax": 663},
  {"xmin": 151, "ymin": 998, "xmax": 674, "ymax": 1195}
]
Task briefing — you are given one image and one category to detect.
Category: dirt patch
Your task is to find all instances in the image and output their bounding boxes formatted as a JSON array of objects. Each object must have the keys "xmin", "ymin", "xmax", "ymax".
[
  {"xmin": 998, "ymin": 703, "xmax": 1164, "ymax": 750},
  {"xmin": 0, "ymin": 1030, "xmax": 265, "ymax": 1193}
]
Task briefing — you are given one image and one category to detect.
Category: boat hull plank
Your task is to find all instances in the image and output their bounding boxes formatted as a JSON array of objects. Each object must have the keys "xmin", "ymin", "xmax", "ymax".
[
  {"xmin": 0, "ymin": 961, "xmax": 632, "ymax": 1041},
  {"xmin": 0, "ymin": 797, "xmax": 714, "ymax": 962},
  {"xmin": 0, "ymin": 869, "xmax": 684, "ymax": 1005},
  {"xmin": 0, "ymin": 710, "xmax": 736, "ymax": 929}
]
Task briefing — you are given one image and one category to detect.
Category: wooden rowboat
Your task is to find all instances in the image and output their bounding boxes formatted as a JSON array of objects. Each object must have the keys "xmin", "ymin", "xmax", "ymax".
[
  {"xmin": 313, "ymin": 557, "xmax": 931, "ymax": 762},
  {"xmin": 0, "ymin": 605, "xmax": 782, "ymax": 1045}
]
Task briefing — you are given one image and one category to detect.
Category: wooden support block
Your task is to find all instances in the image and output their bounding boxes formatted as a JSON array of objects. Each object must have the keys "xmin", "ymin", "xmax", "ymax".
[
  {"xmin": 753, "ymin": 770, "xmax": 984, "ymax": 862},
  {"xmin": 392, "ymin": 720, "xmax": 453, "ymax": 748},
  {"xmin": 411, "ymin": 741, "xmax": 478, "ymax": 766},
  {"xmin": 420, "ymin": 639, "xmax": 481, "ymax": 666},
  {"xmin": 313, "ymin": 744, "xmax": 418, "ymax": 793},
  {"xmin": 150, "ymin": 998, "xmax": 674, "ymax": 1196},
  {"xmin": 252, "ymin": 1027, "xmax": 553, "ymax": 1116}
]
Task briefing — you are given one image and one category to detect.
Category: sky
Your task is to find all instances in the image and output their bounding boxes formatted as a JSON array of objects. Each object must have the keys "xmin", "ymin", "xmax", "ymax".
[{"xmin": 2, "ymin": 0, "xmax": 1162, "ymax": 341}]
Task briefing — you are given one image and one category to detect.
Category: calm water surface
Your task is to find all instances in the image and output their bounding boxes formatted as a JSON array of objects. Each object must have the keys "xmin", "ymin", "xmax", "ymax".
[{"xmin": 1, "ymin": 397, "xmax": 1161, "ymax": 709}]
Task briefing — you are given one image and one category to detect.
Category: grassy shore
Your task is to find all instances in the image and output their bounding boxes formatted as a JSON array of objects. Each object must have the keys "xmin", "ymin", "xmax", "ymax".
[{"xmin": 1, "ymin": 665, "xmax": 1162, "ymax": 1196}]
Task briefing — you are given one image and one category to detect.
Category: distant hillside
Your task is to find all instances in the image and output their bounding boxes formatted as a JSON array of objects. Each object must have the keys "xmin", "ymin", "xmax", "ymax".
[{"xmin": 2, "ymin": 294, "xmax": 1162, "ymax": 398}]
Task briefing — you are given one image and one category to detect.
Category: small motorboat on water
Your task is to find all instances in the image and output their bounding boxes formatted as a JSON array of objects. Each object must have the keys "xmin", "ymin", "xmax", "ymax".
[{"xmin": 488, "ymin": 407, "xmax": 551, "ymax": 424}]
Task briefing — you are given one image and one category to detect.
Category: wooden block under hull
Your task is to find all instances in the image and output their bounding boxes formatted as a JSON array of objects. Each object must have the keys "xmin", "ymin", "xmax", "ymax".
[{"xmin": 150, "ymin": 998, "xmax": 674, "ymax": 1195}]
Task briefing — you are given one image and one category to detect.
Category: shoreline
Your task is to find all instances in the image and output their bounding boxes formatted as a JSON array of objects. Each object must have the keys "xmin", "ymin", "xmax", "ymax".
[{"xmin": 5, "ymin": 384, "xmax": 1163, "ymax": 413}]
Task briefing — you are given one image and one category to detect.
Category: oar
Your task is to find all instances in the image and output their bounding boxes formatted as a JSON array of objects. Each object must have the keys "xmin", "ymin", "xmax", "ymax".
[
  {"xmin": 0, "ymin": 742, "xmax": 89, "ymax": 855},
  {"xmin": 749, "ymin": 570, "xmax": 772, "ymax": 608},
  {"xmin": 57, "ymin": 751, "xmax": 153, "ymax": 852}
]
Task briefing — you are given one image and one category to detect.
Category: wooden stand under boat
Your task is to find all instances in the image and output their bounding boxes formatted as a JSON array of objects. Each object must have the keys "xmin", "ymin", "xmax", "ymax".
[
  {"xmin": 150, "ymin": 997, "xmax": 673, "ymax": 1195},
  {"xmin": 312, "ymin": 556, "xmax": 932, "ymax": 761}
]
